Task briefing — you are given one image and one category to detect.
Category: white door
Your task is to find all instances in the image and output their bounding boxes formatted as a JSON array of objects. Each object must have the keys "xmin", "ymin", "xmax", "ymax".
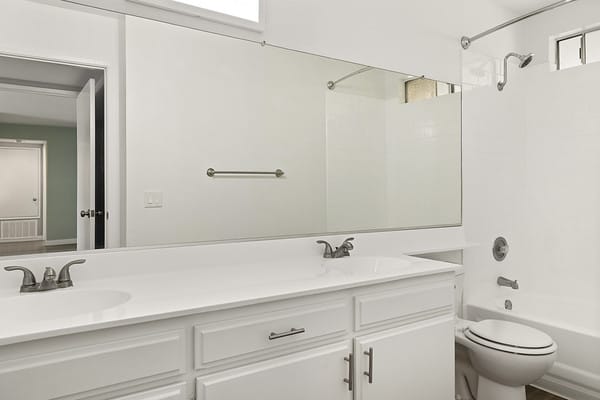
[
  {"xmin": 76, "ymin": 79, "xmax": 95, "ymax": 250},
  {"xmin": 196, "ymin": 342, "xmax": 353, "ymax": 400},
  {"xmin": 0, "ymin": 146, "xmax": 41, "ymax": 219},
  {"xmin": 354, "ymin": 317, "xmax": 455, "ymax": 400}
]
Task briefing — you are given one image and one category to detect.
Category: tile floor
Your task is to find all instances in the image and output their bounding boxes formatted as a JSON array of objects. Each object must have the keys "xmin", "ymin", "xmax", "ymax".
[{"xmin": 526, "ymin": 386, "xmax": 567, "ymax": 400}]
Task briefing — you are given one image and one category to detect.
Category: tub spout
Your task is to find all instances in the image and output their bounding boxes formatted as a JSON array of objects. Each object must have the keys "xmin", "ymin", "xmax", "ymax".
[{"xmin": 497, "ymin": 276, "xmax": 519, "ymax": 289}]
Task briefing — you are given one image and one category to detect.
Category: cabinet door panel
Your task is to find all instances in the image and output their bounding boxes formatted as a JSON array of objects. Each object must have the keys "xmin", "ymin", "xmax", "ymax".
[
  {"xmin": 355, "ymin": 316, "xmax": 454, "ymax": 400},
  {"xmin": 110, "ymin": 382, "xmax": 186, "ymax": 400},
  {"xmin": 196, "ymin": 342, "xmax": 353, "ymax": 400}
]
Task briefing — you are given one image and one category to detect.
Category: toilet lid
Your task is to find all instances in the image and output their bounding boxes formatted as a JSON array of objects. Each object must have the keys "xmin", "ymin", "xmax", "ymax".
[{"xmin": 467, "ymin": 320, "xmax": 554, "ymax": 349}]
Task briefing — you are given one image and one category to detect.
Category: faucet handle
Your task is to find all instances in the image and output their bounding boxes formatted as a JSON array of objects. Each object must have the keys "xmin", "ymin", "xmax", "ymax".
[
  {"xmin": 316, "ymin": 240, "xmax": 334, "ymax": 258},
  {"xmin": 58, "ymin": 259, "xmax": 86, "ymax": 288},
  {"xmin": 4, "ymin": 266, "xmax": 37, "ymax": 290},
  {"xmin": 341, "ymin": 237, "xmax": 355, "ymax": 250}
]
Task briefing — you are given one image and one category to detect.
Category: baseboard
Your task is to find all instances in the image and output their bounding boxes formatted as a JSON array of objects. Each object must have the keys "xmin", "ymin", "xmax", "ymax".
[
  {"xmin": 0, "ymin": 236, "xmax": 43, "ymax": 243},
  {"xmin": 44, "ymin": 238, "xmax": 77, "ymax": 246}
]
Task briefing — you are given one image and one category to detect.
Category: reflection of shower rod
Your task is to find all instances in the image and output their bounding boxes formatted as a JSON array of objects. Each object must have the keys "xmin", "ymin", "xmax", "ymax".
[{"xmin": 327, "ymin": 66, "xmax": 373, "ymax": 90}]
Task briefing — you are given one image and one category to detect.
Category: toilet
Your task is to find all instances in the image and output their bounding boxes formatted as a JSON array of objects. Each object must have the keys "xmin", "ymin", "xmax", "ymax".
[{"xmin": 454, "ymin": 272, "xmax": 557, "ymax": 400}]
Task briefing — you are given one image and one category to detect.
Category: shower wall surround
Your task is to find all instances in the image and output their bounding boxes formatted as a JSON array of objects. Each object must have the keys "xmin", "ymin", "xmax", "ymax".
[
  {"xmin": 462, "ymin": 2, "xmax": 600, "ymax": 397},
  {"xmin": 462, "ymin": 0, "xmax": 600, "ymax": 312}
]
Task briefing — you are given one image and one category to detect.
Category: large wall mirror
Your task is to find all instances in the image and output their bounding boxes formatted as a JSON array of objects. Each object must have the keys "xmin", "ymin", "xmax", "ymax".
[{"xmin": 0, "ymin": 1, "xmax": 461, "ymax": 257}]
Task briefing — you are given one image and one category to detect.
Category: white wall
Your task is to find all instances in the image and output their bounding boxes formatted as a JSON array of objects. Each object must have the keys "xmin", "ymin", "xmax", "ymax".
[
  {"xmin": 0, "ymin": 0, "xmax": 124, "ymax": 247},
  {"xmin": 126, "ymin": 16, "xmax": 463, "ymax": 247},
  {"xmin": 326, "ymin": 75, "xmax": 462, "ymax": 232},
  {"xmin": 65, "ymin": 0, "xmax": 466, "ymax": 84},
  {"xmin": 125, "ymin": 17, "xmax": 341, "ymax": 246},
  {"xmin": 462, "ymin": 0, "xmax": 600, "ymax": 306},
  {"xmin": 0, "ymin": 0, "xmax": 477, "ymax": 254}
]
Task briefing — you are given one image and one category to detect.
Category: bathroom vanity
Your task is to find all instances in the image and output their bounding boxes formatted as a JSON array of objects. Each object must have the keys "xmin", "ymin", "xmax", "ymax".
[{"xmin": 0, "ymin": 255, "xmax": 457, "ymax": 400}]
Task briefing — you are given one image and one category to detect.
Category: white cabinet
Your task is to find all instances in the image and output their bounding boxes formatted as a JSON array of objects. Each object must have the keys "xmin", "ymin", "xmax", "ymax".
[
  {"xmin": 0, "ymin": 271, "xmax": 456, "ymax": 400},
  {"xmin": 196, "ymin": 342, "xmax": 353, "ymax": 400},
  {"xmin": 354, "ymin": 316, "xmax": 455, "ymax": 400}
]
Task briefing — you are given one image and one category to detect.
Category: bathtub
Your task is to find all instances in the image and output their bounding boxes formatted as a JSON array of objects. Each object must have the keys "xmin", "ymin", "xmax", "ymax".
[{"xmin": 466, "ymin": 293, "xmax": 600, "ymax": 400}]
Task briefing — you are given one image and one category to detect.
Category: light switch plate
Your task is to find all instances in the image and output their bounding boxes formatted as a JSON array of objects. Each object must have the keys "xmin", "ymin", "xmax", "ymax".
[{"xmin": 144, "ymin": 191, "xmax": 163, "ymax": 208}]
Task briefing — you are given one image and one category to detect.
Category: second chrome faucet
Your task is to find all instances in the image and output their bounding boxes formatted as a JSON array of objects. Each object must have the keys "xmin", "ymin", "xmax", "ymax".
[{"xmin": 317, "ymin": 237, "xmax": 355, "ymax": 258}]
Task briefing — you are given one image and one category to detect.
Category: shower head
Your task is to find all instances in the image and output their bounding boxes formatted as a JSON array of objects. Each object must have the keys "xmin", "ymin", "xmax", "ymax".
[
  {"xmin": 498, "ymin": 52, "xmax": 534, "ymax": 91},
  {"xmin": 518, "ymin": 53, "xmax": 534, "ymax": 68}
]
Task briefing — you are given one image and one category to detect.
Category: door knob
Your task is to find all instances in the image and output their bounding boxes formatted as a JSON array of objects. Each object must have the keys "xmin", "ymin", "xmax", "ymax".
[{"xmin": 80, "ymin": 209, "xmax": 102, "ymax": 218}]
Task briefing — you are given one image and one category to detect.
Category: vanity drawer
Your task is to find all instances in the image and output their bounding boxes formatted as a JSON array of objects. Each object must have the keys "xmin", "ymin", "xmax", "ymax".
[
  {"xmin": 355, "ymin": 281, "xmax": 453, "ymax": 330},
  {"xmin": 194, "ymin": 301, "xmax": 349, "ymax": 368},
  {"xmin": 0, "ymin": 329, "xmax": 186, "ymax": 400}
]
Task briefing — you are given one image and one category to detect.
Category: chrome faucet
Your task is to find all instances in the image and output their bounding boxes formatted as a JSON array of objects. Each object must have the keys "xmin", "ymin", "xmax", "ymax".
[
  {"xmin": 317, "ymin": 238, "xmax": 355, "ymax": 258},
  {"xmin": 4, "ymin": 259, "xmax": 86, "ymax": 293},
  {"xmin": 497, "ymin": 276, "xmax": 519, "ymax": 289}
]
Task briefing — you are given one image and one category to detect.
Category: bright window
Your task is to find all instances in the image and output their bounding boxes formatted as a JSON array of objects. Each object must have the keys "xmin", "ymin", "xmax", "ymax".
[
  {"xmin": 586, "ymin": 29, "xmax": 600, "ymax": 64},
  {"xmin": 168, "ymin": 0, "xmax": 259, "ymax": 22},
  {"xmin": 556, "ymin": 27, "xmax": 600, "ymax": 70},
  {"xmin": 129, "ymin": 0, "xmax": 263, "ymax": 30}
]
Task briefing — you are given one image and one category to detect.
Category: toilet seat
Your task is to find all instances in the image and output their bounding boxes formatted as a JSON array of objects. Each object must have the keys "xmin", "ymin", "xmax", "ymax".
[{"xmin": 464, "ymin": 320, "xmax": 557, "ymax": 356}]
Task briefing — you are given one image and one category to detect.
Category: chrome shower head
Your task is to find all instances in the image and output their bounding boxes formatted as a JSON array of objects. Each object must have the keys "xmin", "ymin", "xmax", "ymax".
[
  {"xmin": 498, "ymin": 52, "xmax": 534, "ymax": 91},
  {"xmin": 518, "ymin": 53, "xmax": 534, "ymax": 68}
]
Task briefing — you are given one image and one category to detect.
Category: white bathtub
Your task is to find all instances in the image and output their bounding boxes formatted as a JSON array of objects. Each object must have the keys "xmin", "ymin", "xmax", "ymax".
[{"xmin": 467, "ymin": 293, "xmax": 600, "ymax": 400}]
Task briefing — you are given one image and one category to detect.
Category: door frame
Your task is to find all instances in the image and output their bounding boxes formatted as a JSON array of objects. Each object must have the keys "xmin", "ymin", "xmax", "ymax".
[
  {"xmin": 0, "ymin": 51, "xmax": 109, "ymax": 248},
  {"xmin": 0, "ymin": 139, "xmax": 47, "ymax": 242}
]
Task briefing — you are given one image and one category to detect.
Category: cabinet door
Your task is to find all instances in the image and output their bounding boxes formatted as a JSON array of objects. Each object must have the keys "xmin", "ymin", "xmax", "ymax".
[
  {"xmin": 354, "ymin": 316, "xmax": 454, "ymax": 400},
  {"xmin": 196, "ymin": 342, "xmax": 353, "ymax": 400}
]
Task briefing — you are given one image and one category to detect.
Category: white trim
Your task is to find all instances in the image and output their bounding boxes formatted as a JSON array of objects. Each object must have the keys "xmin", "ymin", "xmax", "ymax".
[
  {"xmin": 45, "ymin": 238, "xmax": 77, "ymax": 246},
  {"xmin": 0, "ymin": 82, "xmax": 79, "ymax": 98},
  {"xmin": 126, "ymin": 0, "xmax": 264, "ymax": 31}
]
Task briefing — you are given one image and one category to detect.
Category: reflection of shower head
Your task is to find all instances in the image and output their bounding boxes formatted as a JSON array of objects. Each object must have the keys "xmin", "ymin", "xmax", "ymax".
[{"xmin": 497, "ymin": 52, "xmax": 534, "ymax": 91}]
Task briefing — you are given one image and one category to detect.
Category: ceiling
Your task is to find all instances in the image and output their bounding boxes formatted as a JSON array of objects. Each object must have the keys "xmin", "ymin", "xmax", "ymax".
[
  {"xmin": 0, "ymin": 55, "xmax": 102, "ymax": 127},
  {"xmin": 0, "ymin": 56, "xmax": 103, "ymax": 91}
]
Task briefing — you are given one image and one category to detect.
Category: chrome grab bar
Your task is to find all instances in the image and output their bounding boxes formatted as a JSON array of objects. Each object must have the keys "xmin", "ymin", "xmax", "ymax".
[
  {"xmin": 268, "ymin": 327, "xmax": 305, "ymax": 340},
  {"xmin": 207, "ymin": 168, "xmax": 284, "ymax": 178}
]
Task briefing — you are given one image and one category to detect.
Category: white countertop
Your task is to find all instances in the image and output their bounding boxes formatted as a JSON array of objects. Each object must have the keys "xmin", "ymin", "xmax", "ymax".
[{"xmin": 0, "ymin": 255, "xmax": 460, "ymax": 346}]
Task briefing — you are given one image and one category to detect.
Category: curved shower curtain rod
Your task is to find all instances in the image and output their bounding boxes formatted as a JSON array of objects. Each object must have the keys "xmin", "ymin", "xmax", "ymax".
[
  {"xmin": 461, "ymin": 0, "xmax": 578, "ymax": 49},
  {"xmin": 327, "ymin": 66, "xmax": 374, "ymax": 90},
  {"xmin": 327, "ymin": 67, "xmax": 425, "ymax": 91}
]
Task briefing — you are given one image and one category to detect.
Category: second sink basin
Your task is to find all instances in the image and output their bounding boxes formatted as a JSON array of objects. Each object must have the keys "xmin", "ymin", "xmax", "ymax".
[{"xmin": 0, "ymin": 289, "xmax": 131, "ymax": 324}]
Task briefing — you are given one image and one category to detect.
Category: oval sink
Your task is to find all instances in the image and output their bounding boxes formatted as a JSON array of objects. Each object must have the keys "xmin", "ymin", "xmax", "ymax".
[
  {"xmin": 323, "ymin": 256, "xmax": 412, "ymax": 276},
  {"xmin": 0, "ymin": 290, "xmax": 131, "ymax": 324}
]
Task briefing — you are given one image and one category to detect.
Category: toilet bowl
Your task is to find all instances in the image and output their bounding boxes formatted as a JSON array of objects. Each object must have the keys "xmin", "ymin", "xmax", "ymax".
[{"xmin": 455, "ymin": 318, "xmax": 557, "ymax": 400}]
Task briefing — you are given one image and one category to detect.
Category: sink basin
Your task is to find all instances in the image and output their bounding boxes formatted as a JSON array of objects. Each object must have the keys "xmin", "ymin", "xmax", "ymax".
[
  {"xmin": 0, "ymin": 290, "xmax": 131, "ymax": 324},
  {"xmin": 322, "ymin": 256, "xmax": 413, "ymax": 276}
]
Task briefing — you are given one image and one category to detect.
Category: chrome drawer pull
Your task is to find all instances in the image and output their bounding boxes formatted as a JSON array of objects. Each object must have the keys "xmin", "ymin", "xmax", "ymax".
[
  {"xmin": 268, "ymin": 328, "xmax": 306, "ymax": 340},
  {"xmin": 344, "ymin": 353, "xmax": 354, "ymax": 391},
  {"xmin": 364, "ymin": 347, "xmax": 374, "ymax": 384}
]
